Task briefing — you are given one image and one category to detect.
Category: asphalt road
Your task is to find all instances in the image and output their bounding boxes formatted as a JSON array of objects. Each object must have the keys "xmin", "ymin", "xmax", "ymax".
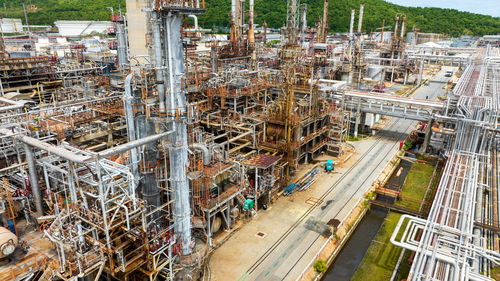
[{"xmin": 239, "ymin": 69, "xmax": 452, "ymax": 281}]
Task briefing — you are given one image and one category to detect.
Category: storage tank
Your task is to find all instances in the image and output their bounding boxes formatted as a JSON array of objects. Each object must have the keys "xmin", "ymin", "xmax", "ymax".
[{"xmin": 0, "ymin": 227, "xmax": 17, "ymax": 259}]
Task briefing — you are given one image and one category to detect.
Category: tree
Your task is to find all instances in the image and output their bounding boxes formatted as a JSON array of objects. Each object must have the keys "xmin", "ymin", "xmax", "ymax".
[{"xmin": 314, "ymin": 259, "xmax": 327, "ymax": 273}]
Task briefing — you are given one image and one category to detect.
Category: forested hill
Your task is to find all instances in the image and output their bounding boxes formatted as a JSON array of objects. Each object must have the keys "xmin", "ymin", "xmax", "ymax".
[
  {"xmin": 203, "ymin": 0, "xmax": 500, "ymax": 36},
  {"xmin": 1, "ymin": 0, "xmax": 499, "ymax": 36}
]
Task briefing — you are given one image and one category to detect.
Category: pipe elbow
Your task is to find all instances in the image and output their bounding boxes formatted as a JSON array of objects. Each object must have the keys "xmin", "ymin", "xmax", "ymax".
[
  {"xmin": 188, "ymin": 15, "xmax": 198, "ymax": 31},
  {"xmin": 190, "ymin": 143, "xmax": 210, "ymax": 165},
  {"xmin": 124, "ymin": 72, "xmax": 141, "ymax": 100}
]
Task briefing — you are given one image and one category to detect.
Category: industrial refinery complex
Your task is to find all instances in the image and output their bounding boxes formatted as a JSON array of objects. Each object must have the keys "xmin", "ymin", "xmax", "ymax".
[{"xmin": 0, "ymin": 0, "xmax": 498, "ymax": 281}]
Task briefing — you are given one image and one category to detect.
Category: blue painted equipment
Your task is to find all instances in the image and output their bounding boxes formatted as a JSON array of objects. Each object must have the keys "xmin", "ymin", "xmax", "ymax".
[
  {"xmin": 325, "ymin": 159, "xmax": 334, "ymax": 172},
  {"xmin": 7, "ymin": 220, "xmax": 15, "ymax": 234},
  {"xmin": 298, "ymin": 168, "xmax": 318, "ymax": 191},
  {"xmin": 284, "ymin": 167, "xmax": 319, "ymax": 196},
  {"xmin": 284, "ymin": 183, "xmax": 296, "ymax": 195}
]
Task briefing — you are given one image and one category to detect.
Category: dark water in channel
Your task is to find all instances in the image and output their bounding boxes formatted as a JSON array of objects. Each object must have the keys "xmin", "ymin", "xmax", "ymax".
[{"xmin": 322, "ymin": 207, "xmax": 388, "ymax": 281}]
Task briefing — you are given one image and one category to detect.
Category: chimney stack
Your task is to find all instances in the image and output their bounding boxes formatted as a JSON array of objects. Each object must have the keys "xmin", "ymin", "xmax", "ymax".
[
  {"xmin": 349, "ymin": 9, "xmax": 355, "ymax": 39},
  {"xmin": 248, "ymin": 0, "xmax": 255, "ymax": 43},
  {"xmin": 357, "ymin": 3, "xmax": 364, "ymax": 33}
]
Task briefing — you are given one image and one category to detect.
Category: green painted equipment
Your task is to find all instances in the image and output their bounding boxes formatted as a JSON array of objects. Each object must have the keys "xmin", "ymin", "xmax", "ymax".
[{"xmin": 243, "ymin": 199, "xmax": 254, "ymax": 210}]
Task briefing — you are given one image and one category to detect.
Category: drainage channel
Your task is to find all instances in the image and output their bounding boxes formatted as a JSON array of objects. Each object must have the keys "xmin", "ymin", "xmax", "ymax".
[{"xmin": 322, "ymin": 158, "xmax": 414, "ymax": 281}]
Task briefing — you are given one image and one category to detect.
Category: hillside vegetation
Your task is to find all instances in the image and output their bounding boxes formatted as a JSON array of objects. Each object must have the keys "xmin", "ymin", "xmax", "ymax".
[
  {"xmin": 0, "ymin": 0, "xmax": 125, "ymax": 25},
  {"xmin": 1, "ymin": 0, "xmax": 499, "ymax": 36}
]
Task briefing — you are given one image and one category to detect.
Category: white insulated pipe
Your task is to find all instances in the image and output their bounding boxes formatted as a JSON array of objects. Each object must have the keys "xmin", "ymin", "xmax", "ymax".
[
  {"xmin": 0, "ymin": 128, "xmax": 91, "ymax": 163},
  {"xmin": 0, "ymin": 128, "xmax": 172, "ymax": 164},
  {"xmin": 124, "ymin": 73, "xmax": 140, "ymax": 180},
  {"xmin": 394, "ymin": 17, "xmax": 399, "ymax": 39},
  {"xmin": 0, "ymin": 97, "xmax": 27, "ymax": 112},
  {"xmin": 400, "ymin": 18, "xmax": 406, "ymax": 38},
  {"xmin": 231, "ymin": 0, "xmax": 237, "ymax": 26},
  {"xmin": 188, "ymin": 15, "xmax": 198, "ymax": 31},
  {"xmin": 301, "ymin": 6, "xmax": 307, "ymax": 32},
  {"xmin": 357, "ymin": 3, "xmax": 364, "ymax": 33},
  {"xmin": 0, "ymin": 97, "xmax": 25, "ymax": 106},
  {"xmin": 190, "ymin": 143, "xmax": 210, "ymax": 165},
  {"xmin": 97, "ymin": 131, "xmax": 173, "ymax": 158},
  {"xmin": 24, "ymin": 143, "xmax": 43, "ymax": 214},
  {"xmin": 166, "ymin": 15, "xmax": 176, "ymax": 121},
  {"xmin": 220, "ymin": 130, "xmax": 253, "ymax": 146}
]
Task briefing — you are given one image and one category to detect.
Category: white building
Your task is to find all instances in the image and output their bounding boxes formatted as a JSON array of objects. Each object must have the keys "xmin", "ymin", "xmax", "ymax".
[
  {"xmin": 0, "ymin": 18, "xmax": 23, "ymax": 33},
  {"xmin": 370, "ymin": 31, "xmax": 393, "ymax": 43},
  {"xmin": 406, "ymin": 32, "xmax": 444, "ymax": 45},
  {"xmin": 55, "ymin": 20, "xmax": 113, "ymax": 37},
  {"xmin": 35, "ymin": 37, "xmax": 71, "ymax": 57}
]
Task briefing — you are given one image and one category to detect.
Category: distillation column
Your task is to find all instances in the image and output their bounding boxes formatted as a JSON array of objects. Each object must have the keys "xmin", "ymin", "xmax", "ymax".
[
  {"xmin": 148, "ymin": 0, "xmax": 205, "ymax": 258},
  {"xmin": 285, "ymin": 0, "xmax": 298, "ymax": 46},
  {"xmin": 115, "ymin": 15, "xmax": 129, "ymax": 68},
  {"xmin": 248, "ymin": 0, "xmax": 255, "ymax": 44},
  {"xmin": 318, "ymin": 0, "xmax": 329, "ymax": 43},
  {"xmin": 300, "ymin": 4, "xmax": 307, "ymax": 44},
  {"xmin": 165, "ymin": 12, "xmax": 193, "ymax": 257}
]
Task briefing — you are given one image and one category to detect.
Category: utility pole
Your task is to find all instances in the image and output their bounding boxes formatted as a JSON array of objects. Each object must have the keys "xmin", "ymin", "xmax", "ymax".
[
  {"xmin": 0, "ymin": 16, "xmax": 6, "ymax": 58},
  {"xmin": 22, "ymin": 0, "xmax": 34, "ymax": 53},
  {"xmin": 380, "ymin": 19, "xmax": 385, "ymax": 43}
]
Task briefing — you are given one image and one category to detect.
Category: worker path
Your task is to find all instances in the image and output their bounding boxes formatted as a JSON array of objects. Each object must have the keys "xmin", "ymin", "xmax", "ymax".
[{"xmin": 209, "ymin": 70, "xmax": 449, "ymax": 281}]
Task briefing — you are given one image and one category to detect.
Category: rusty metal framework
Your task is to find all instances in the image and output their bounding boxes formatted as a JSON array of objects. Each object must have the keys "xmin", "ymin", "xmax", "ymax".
[{"xmin": 2, "ymin": 2, "xmax": 487, "ymax": 281}]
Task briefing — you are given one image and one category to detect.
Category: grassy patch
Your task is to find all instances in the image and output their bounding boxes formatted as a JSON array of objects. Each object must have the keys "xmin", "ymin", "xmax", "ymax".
[
  {"xmin": 394, "ymin": 162, "xmax": 436, "ymax": 212},
  {"xmin": 351, "ymin": 212, "xmax": 407, "ymax": 281},
  {"xmin": 393, "ymin": 250, "xmax": 413, "ymax": 281},
  {"xmin": 425, "ymin": 163, "xmax": 442, "ymax": 206},
  {"xmin": 395, "ymin": 86, "xmax": 411, "ymax": 96},
  {"xmin": 492, "ymin": 266, "xmax": 500, "ymax": 280},
  {"xmin": 416, "ymin": 154, "xmax": 434, "ymax": 161},
  {"xmin": 347, "ymin": 133, "xmax": 369, "ymax": 142},
  {"xmin": 2, "ymin": 32, "xmax": 24, "ymax": 36},
  {"xmin": 347, "ymin": 136, "xmax": 361, "ymax": 141}
]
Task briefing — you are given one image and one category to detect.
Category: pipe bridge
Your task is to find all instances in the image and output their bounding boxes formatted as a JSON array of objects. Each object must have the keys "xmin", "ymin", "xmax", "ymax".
[
  {"xmin": 334, "ymin": 90, "xmax": 446, "ymax": 121},
  {"xmin": 408, "ymin": 54, "xmax": 470, "ymax": 66}
]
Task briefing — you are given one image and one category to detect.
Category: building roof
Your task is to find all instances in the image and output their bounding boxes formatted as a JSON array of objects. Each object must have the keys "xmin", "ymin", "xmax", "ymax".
[
  {"xmin": 244, "ymin": 154, "xmax": 281, "ymax": 169},
  {"xmin": 483, "ymin": 35, "xmax": 500, "ymax": 39},
  {"xmin": 417, "ymin": 41, "xmax": 443, "ymax": 48}
]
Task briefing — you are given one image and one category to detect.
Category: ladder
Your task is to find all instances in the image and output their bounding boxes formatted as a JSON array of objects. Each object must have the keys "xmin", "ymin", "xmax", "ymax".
[{"xmin": 37, "ymin": 267, "xmax": 53, "ymax": 281}]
